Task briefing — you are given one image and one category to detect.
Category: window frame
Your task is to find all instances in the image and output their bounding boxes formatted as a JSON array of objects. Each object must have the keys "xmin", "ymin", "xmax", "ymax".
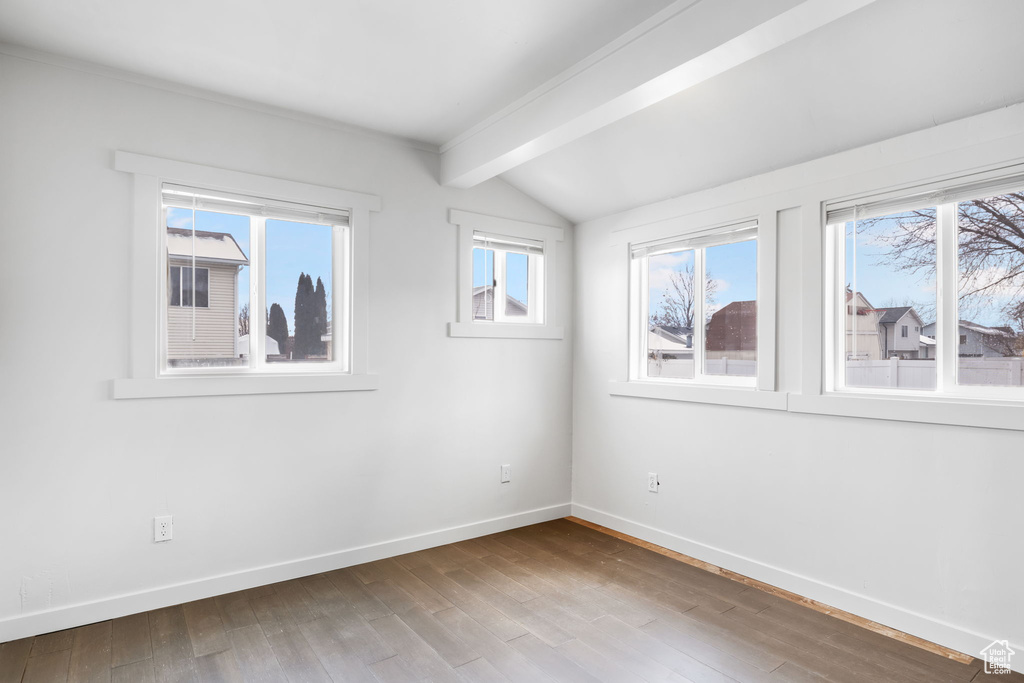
[
  {"xmin": 112, "ymin": 151, "xmax": 381, "ymax": 399},
  {"xmin": 448, "ymin": 209, "xmax": 564, "ymax": 340},
  {"xmin": 824, "ymin": 173, "xmax": 1024, "ymax": 403},
  {"xmin": 628, "ymin": 221, "xmax": 759, "ymax": 389},
  {"xmin": 168, "ymin": 265, "xmax": 211, "ymax": 309},
  {"xmin": 608, "ymin": 207, "xmax": 782, "ymax": 410}
]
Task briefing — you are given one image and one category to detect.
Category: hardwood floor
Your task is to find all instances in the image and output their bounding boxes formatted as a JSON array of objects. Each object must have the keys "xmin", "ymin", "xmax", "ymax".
[{"xmin": 0, "ymin": 519, "xmax": 1017, "ymax": 682}]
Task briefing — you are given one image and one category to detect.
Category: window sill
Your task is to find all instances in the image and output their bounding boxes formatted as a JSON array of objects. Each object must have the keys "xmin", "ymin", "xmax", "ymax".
[
  {"xmin": 608, "ymin": 381, "xmax": 788, "ymax": 410},
  {"xmin": 448, "ymin": 322, "xmax": 564, "ymax": 340},
  {"xmin": 789, "ymin": 392, "xmax": 1024, "ymax": 431},
  {"xmin": 112, "ymin": 373, "xmax": 379, "ymax": 399}
]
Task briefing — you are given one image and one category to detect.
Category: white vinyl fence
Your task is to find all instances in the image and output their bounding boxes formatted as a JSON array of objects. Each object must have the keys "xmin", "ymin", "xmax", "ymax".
[
  {"xmin": 846, "ymin": 358, "xmax": 1024, "ymax": 388},
  {"xmin": 649, "ymin": 358, "xmax": 757, "ymax": 378}
]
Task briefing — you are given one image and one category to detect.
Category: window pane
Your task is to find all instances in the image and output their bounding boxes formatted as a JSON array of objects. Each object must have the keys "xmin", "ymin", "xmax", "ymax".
[
  {"xmin": 266, "ymin": 219, "xmax": 333, "ymax": 363},
  {"xmin": 165, "ymin": 209, "xmax": 250, "ymax": 368},
  {"xmin": 647, "ymin": 250, "xmax": 695, "ymax": 379},
  {"xmin": 956, "ymin": 191, "xmax": 1024, "ymax": 386},
  {"xmin": 472, "ymin": 247, "xmax": 494, "ymax": 320},
  {"xmin": 169, "ymin": 266, "xmax": 180, "ymax": 306},
  {"xmin": 505, "ymin": 252, "xmax": 528, "ymax": 317},
  {"xmin": 843, "ymin": 209, "xmax": 937, "ymax": 390},
  {"xmin": 704, "ymin": 240, "xmax": 757, "ymax": 377}
]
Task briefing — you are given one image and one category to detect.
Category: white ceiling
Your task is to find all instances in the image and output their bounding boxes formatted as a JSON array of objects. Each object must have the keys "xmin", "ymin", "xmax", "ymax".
[
  {"xmin": 500, "ymin": 0, "xmax": 1024, "ymax": 222},
  {"xmin": 0, "ymin": 0, "xmax": 674, "ymax": 144},
  {"xmin": 3, "ymin": 0, "xmax": 1024, "ymax": 223}
]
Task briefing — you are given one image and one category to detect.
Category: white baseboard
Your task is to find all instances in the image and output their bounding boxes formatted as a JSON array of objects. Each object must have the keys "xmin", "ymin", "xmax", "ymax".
[
  {"xmin": 0, "ymin": 503, "xmax": 571, "ymax": 643},
  {"xmin": 572, "ymin": 503, "xmax": 1023, "ymax": 674}
]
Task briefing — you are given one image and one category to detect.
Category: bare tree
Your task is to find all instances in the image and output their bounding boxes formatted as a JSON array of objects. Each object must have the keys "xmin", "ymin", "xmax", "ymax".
[
  {"xmin": 867, "ymin": 194, "xmax": 1024, "ymax": 329},
  {"xmin": 649, "ymin": 265, "xmax": 718, "ymax": 328},
  {"xmin": 238, "ymin": 302, "xmax": 250, "ymax": 337}
]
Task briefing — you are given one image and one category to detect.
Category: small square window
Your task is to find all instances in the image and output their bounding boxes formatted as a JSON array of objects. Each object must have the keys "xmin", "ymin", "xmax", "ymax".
[
  {"xmin": 448, "ymin": 210, "xmax": 564, "ymax": 339},
  {"xmin": 471, "ymin": 233, "xmax": 543, "ymax": 324}
]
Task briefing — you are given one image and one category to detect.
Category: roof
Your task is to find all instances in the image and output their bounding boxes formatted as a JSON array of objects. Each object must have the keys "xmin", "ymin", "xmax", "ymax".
[
  {"xmin": 167, "ymin": 227, "xmax": 249, "ymax": 264},
  {"xmin": 960, "ymin": 320, "xmax": 1016, "ymax": 338},
  {"xmin": 650, "ymin": 326, "xmax": 692, "ymax": 346},
  {"xmin": 919, "ymin": 335, "xmax": 936, "ymax": 347},
  {"xmin": 873, "ymin": 306, "xmax": 914, "ymax": 324},
  {"xmin": 472, "ymin": 286, "xmax": 527, "ymax": 319}
]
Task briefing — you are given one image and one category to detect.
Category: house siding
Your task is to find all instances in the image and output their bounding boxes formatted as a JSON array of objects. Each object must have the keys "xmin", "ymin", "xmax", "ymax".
[{"xmin": 167, "ymin": 260, "xmax": 239, "ymax": 359}]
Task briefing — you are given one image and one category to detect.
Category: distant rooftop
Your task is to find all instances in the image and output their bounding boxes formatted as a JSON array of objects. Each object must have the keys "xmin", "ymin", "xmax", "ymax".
[{"xmin": 167, "ymin": 227, "xmax": 249, "ymax": 264}]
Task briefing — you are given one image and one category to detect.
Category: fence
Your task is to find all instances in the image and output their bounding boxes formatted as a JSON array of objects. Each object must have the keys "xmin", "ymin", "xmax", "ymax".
[
  {"xmin": 846, "ymin": 358, "xmax": 1024, "ymax": 388},
  {"xmin": 648, "ymin": 358, "xmax": 757, "ymax": 378}
]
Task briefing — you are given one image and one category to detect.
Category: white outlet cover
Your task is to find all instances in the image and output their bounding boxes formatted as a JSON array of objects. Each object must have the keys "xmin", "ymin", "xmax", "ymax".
[
  {"xmin": 647, "ymin": 472, "xmax": 658, "ymax": 492},
  {"xmin": 154, "ymin": 515, "xmax": 173, "ymax": 542},
  {"xmin": 500, "ymin": 464, "xmax": 511, "ymax": 483}
]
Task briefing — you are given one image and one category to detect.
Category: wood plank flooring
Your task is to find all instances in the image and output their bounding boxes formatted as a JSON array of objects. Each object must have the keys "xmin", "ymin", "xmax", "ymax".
[{"xmin": 0, "ymin": 519, "xmax": 1017, "ymax": 682}]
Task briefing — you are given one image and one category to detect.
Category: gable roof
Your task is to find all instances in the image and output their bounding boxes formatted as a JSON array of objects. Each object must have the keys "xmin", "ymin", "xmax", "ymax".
[
  {"xmin": 471, "ymin": 286, "xmax": 527, "ymax": 319},
  {"xmin": 167, "ymin": 227, "xmax": 249, "ymax": 264},
  {"xmin": 873, "ymin": 306, "xmax": 914, "ymax": 324}
]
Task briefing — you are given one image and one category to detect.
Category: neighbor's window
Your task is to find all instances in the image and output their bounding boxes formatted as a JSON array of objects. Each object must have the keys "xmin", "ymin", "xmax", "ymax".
[
  {"xmin": 162, "ymin": 184, "xmax": 348, "ymax": 373},
  {"xmin": 828, "ymin": 175, "xmax": 1024, "ymax": 394},
  {"xmin": 471, "ymin": 232, "xmax": 544, "ymax": 324},
  {"xmin": 168, "ymin": 266, "xmax": 209, "ymax": 308},
  {"xmin": 631, "ymin": 221, "xmax": 758, "ymax": 386}
]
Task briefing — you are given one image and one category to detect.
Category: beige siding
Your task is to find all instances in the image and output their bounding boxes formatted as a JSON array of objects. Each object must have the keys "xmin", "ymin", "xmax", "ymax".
[{"xmin": 167, "ymin": 262, "xmax": 239, "ymax": 359}]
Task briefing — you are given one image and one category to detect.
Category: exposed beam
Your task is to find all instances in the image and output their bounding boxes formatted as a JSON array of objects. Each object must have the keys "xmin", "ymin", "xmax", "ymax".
[{"xmin": 440, "ymin": 0, "xmax": 878, "ymax": 189}]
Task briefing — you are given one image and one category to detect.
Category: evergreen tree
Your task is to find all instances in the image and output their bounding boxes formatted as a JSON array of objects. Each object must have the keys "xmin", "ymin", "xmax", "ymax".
[
  {"xmin": 267, "ymin": 303, "xmax": 289, "ymax": 356},
  {"xmin": 293, "ymin": 272, "xmax": 317, "ymax": 358},
  {"xmin": 314, "ymin": 277, "xmax": 328, "ymax": 355}
]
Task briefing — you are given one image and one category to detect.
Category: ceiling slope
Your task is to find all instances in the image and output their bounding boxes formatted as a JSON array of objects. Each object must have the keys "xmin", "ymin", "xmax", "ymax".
[{"xmin": 439, "ymin": 0, "xmax": 878, "ymax": 188}]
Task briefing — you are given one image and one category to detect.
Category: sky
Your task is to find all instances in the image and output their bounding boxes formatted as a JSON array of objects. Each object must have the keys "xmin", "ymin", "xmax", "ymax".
[
  {"xmin": 168, "ymin": 208, "xmax": 333, "ymax": 334},
  {"xmin": 843, "ymin": 211, "xmax": 1020, "ymax": 329},
  {"xmin": 647, "ymin": 240, "xmax": 757, "ymax": 323},
  {"xmin": 473, "ymin": 248, "xmax": 529, "ymax": 307}
]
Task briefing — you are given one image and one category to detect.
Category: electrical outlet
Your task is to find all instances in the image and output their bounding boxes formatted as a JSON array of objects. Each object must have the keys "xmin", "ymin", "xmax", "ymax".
[
  {"xmin": 500, "ymin": 464, "xmax": 511, "ymax": 483},
  {"xmin": 647, "ymin": 472, "xmax": 659, "ymax": 493},
  {"xmin": 154, "ymin": 515, "xmax": 173, "ymax": 542}
]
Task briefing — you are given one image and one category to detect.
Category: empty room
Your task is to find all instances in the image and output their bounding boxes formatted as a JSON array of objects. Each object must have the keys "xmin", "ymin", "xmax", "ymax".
[{"xmin": 1, "ymin": 0, "xmax": 1022, "ymax": 681}]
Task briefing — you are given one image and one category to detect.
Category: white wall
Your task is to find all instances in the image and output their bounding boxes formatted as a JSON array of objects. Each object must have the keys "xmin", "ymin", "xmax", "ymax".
[
  {"xmin": 0, "ymin": 53, "xmax": 573, "ymax": 640},
  {"xmin": 573, "ymin": 106, "xmax": 1024, "ymax": 668}
]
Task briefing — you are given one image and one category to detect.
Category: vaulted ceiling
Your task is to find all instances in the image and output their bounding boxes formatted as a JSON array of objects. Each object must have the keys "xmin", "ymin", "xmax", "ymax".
[{"xmin": 3, "ymin": 0, "xmax": 1024, "ymax": 223}]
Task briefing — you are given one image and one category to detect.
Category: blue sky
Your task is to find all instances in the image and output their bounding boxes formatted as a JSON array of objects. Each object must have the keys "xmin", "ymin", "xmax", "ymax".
[
  {"xmin": 168, "ymin": 208, "xmax": 332, "ymax": 333},
  {"xmin": 648, "ymin": 240, "xmax": 757, "ymax": 321},
  {"xmin": 473, "ymin": 248, "xmax": 529, "ymax": 305}
]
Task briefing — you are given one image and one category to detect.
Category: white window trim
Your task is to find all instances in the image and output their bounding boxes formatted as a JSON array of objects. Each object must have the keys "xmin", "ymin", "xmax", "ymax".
[
  {"xmin": 608, "ymin": 206, "xmax": 780, "ymax": 410},
  {"xmin": 795, "ymin": 163, "xmax": 1024, "ymax": 432},
  {"xmin": 448, "ymin": 209, "xmax": 564, "ymax": 340},
  {"xmin": 112, "ymin": 151, "xmax": 381, "ymax": 399}
]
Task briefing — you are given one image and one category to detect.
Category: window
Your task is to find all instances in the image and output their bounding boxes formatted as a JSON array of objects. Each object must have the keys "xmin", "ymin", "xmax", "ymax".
[
  {"xmin": 448, "ymin": 210, "xmax": 564, "ymax": 339},
  {"xmin": 113, "ymin": 152, "xmax": 380, "ymax": 398},
  {"xmin": 827, "ymin": 172, "xmax": 1024, "ymax": 396},
  {"xmin": 168, "ymin": 266, "xmax": 209, "ymax": 308},
  {"xmin": 162, "ymin": 184, "xmax": 344, "ymax": 373},
  {"xmin": 630, "ymin": 221, "xmax": 758, "ymax": 387},
  {"xmin": 471, "ymin": 233, "xmax": 543, "ymax": 324}
]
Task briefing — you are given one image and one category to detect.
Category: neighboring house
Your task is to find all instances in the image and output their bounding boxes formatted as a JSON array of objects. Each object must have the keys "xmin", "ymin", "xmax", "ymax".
[
  {"xmin": 706, "ymin": 301, "xmax": 756, "ymax": 360},
  {"xmin": 649, "ymin": 325, "xmax": 693, "ymax": 359},
  {"xmin": 166, "ymin": 227, "xmax": 249, "ymax": 363},
  {"xmin": 472, "ymin": 285, "xmax": 527, "ymax": 319},
  {"xmin": 874, "ymin": 306, "xmax": 926, "ymax": 359},
  {"xmin": 845, "ymin": 290, "xmax": 883, "ymax": 360},
  {"xmin": 921, "ymin": 320, "xmax": 1020, "ymax": 357}
]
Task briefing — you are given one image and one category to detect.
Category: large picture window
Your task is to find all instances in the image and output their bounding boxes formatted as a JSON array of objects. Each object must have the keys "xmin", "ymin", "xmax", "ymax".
[
  {"xmin": 827, "ymin": 174, "xmax": 1024, "ymax": 396},
  {"xmin": 631, "ymin": 221, "xmax": 758, "ymax": 387}
]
